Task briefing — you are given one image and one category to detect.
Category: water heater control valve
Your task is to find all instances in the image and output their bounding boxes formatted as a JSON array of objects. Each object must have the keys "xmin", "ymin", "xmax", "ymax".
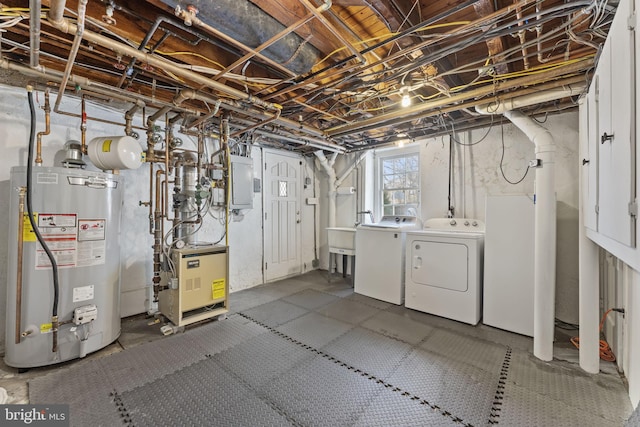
[{"xmin": 73, "ymin": 305, "xmax": 98, "ymax": 325}]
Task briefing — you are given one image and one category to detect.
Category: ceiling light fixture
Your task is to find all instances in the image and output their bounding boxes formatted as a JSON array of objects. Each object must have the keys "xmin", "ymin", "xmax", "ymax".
[{"xmin": 400, "ymin": 87, "xmax": 411, "ymax": 108}]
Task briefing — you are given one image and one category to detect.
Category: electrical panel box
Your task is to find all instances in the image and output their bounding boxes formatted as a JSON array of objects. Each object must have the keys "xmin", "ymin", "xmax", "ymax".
[
  {"xmin": 230, "ymin": 155, "xmax": 254, "ymax": 209},
  {"xmin": 159, "ymin": 245, "xmax": 229, "ymax": 327}
]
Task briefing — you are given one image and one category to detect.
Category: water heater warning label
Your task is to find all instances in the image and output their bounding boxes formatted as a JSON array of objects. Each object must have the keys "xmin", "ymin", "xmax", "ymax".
[
  {"xmin": 35, "ymin": 214, "xmax": 77, "ymax": 270},
  {"xmin": 77, "ymin": 219, "xmax": 107, "ymax": 267},
  {"xmin": 22, "ymin": 213, "xmax": 37, "ymax": 242}
]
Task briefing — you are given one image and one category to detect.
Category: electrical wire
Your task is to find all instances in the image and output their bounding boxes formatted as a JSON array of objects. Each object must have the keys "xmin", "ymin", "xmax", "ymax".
[
  {"xmin": 449, "ymin": 114, "xmax": 494, "ymax": 146},
  {"xmin": 499, "ymin": 122, "xmax": 530, "ymax": 185},
  {"xmin": 570, "ymin": 308, "xmax": 619, "ymax": 362}
]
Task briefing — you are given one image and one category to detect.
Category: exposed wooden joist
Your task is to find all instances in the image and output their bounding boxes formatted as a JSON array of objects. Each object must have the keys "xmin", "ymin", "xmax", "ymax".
[{"xmin": 474, "ymin": 0, "xmax": 510, "ymax": 75}]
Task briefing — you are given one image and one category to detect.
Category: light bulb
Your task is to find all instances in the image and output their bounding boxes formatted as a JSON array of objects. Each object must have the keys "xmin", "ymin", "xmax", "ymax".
[{"xmin": 401, "ymin": 93, "xmax": 411, "ymax": 107}]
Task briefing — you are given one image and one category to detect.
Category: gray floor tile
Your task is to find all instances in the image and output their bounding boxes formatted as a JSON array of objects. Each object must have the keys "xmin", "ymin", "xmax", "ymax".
[
  {"xmin": 347, "ymin": 293, "xmax": 393, "ymax": 310},
  {"xmin": 315, "ymin": 298, "xmax": 380, "ymax": 325},
  {"xmin": 119, "ymin": 358, "xmax": 294, "ymax": 427},
  {"xmin": 387, "ymin": 347, "xmax": 498, "ymax": 427},
  {"xmin": 321, "ymin": 327, "xmax": 413, "ymax": 380},
  {"xmin": 507, "ymin": 350, "xmax": 632, "ymax": 424},
  {"xmin": 420, "ymin": 328, "xmax": 507, "ymax": 373},
  {"xmin": 500, "ymin": 381, "xmax": 623, "ymax": 427},
  {"xmin": 213, "ymin": 332, "xmax": 313, "ymax": 389},
  {"xmin": 261, "ymin": 355, "xmax": 385, "ymax": 427},
  {"xmin": 282, "ymin": 289, "xmax": 339, "ymax": 310},
  {"xmin": 276, "ymin": 311, "xmax": 353, "ymax": 348},
  {"xmin": 241, "ymin": 299, "xmax": 309, "ymax": 327},
  {"xmin": 354, "ymin": 388, "xmax": 460, "ymax": 427},
  {"xmin": 361, "ymin": 310, "xmax": 434, "ymax": 344}
]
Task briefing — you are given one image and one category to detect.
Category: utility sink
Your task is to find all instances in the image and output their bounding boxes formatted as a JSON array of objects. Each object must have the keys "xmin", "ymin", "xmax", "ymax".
[{"xmin": 327, "ymin": 227, "xmax": 356, "ymax": 254}]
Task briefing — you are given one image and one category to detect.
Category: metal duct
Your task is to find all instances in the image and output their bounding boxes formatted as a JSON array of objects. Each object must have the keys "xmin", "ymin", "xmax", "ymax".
[{"xmin": 160, "ymin": 0, "xmax": 321, "ymax": 75}]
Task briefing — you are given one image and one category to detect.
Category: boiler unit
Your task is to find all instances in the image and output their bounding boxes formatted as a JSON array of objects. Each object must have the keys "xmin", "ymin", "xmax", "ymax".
[
  {"xmin": 158, "ymin": 245, "xmax": 229, "ymax": 327},
  {"xmin": 5, "ymin": 166, "xmax": 124, "ymax": 368}
]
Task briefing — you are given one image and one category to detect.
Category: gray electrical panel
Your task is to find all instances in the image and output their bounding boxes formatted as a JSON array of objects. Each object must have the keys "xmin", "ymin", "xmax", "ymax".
[{"xmin": 230, "ymin": 155, "xmax": 254, "ymax": 209}]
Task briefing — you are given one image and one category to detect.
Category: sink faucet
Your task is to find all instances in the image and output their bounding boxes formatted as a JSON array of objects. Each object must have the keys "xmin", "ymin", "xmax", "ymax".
[{"xmin": 357, "ymin": 210, "xmax": 374, "ymax": 225}]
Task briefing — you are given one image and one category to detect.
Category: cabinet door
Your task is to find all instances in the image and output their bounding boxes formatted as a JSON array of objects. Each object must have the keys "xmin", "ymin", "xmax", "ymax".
[
  {"xmin": 598, "ymin": 0, "xmax": 636, "ymax": 247},
  {"xmin": 583, "ymin": 80, "xmax": 599, "ymax": 231}
]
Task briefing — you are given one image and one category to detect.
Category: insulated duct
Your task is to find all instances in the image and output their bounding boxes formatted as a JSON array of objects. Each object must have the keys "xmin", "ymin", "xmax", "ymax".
[{"xmin": 160, "ymin": 0, "xmax": 322, "ymax": 75}]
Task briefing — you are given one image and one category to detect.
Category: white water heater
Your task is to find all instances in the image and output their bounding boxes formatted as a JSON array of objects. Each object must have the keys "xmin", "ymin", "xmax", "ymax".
[{"xmin": 5, "ymin": 166, "xmax": 123, "ymax": 368}]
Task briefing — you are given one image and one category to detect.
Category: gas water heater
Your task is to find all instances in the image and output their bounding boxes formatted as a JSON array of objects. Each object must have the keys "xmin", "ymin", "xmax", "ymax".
[{"xmin": 5, "ymin": 166, "xmax": 124, "ymax": 368}]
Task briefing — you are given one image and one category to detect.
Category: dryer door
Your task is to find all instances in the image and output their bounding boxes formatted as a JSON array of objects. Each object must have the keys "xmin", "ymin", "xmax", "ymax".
[{"xmin": 409, "ymin": 240, "xmax": 468, "ymax": 291}]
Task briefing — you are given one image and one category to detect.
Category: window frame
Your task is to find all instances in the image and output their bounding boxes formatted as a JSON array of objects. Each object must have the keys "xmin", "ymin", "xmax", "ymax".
[{"xmin": 373, "ymin": 146, "xmax": 420, "ymax": 220}]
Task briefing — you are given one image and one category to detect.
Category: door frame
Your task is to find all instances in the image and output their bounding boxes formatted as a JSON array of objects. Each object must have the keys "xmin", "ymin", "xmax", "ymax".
[{"xmin": 262, "ymin": 148, "xmax": 303, "ymax": 282}]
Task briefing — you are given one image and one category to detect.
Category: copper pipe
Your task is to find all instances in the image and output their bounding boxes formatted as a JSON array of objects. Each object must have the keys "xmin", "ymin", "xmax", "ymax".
[
  {"xmin": 164, "ymin": 114, "xmax": 171, "ymax": 225},
  {"xmin": 230, "ymin": 109, "xmax": 281, "ymax": 138},
  {"xmin": 44, "ymin": 13, "xmax": 282, "ymax": 112},
  {"xmin": 152, "ymin": 168, "xmax": 165, "ymax": 301},
  {"xmin": 15, "ymin": 187, "xmax": 26, "ymax": 344},
  {"xmin": 80, "ymin": 96, "xmax": 87, "ymax": 154},
  {"xmin": 35, "ymin": 90, "xmax": 51, "ymax": 166}
]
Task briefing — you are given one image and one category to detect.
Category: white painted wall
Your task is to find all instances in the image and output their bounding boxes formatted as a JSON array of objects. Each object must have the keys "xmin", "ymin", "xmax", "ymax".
[
  {"xmin": 0, "ymin": 84, "xmax": 318, "ymax": 353},
  {"xmin": 323, "ymin": 112, "xmax": 580, "ymax": 323}
]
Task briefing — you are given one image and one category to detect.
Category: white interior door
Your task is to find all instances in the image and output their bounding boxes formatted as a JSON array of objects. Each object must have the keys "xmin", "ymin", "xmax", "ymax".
[{"xmin": 264, "ymin": 151, "xmax": 302, "ymax": 281}]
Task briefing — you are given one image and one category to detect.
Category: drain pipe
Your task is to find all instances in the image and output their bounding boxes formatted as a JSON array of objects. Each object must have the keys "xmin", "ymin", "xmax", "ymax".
[
  {"xmin": 315, "ymin": 151, "xmax": 338, "ymax": 228},
  {"xmin": 504, "ymin": 109, "xmax": 557, "ymax": 362}
]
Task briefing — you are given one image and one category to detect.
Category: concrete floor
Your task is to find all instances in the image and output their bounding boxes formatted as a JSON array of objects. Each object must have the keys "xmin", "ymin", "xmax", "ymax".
[{"xmin": 0, "ymin": 270, "xmax": 635, "ymax": 426}]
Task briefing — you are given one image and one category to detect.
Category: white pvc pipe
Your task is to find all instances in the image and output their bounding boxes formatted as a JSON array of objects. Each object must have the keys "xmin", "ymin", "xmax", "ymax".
[
  {"xmin": 475, "ymin": 84, "xmax": 586, "ymax": 115},
  {"xmin": 315, "ymin": 151, "xmax": 338, "ymax": 228},
  {"xmin": 578, "ymin": 103, "xmax": 600, "ymax": 373},
  {"xmin": 579, "ymin": 202, "xmax": 601, "ymax": 372},
  {"xmin": 504, "ymin": 110, "xmax": 557, "ymax": 361}
]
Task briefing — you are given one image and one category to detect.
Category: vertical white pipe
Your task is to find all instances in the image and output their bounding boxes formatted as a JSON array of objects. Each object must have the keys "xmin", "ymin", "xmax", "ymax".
[
  {"xmin": 315, "ymin": 151, "xmax": 337, "ymax": 228},
  {"xmin": 578, "ymin": 102, "xmax": 600, "ymax": 373},
  {"xmin": 504, "ymin": 110, "xmax": 556, "ymax": 361}
]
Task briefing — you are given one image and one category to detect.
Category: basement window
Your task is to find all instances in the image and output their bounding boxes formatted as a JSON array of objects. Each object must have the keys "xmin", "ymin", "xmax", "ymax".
[{"xmin": 377, "ymin": 150, "xmax": 420, "ymax": 216}]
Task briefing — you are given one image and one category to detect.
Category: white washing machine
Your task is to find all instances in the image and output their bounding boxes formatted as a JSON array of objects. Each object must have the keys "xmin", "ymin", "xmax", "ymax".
[
  {"xmin": 405, "ymin": 218, "xmax": 485, "ymax": 325},
  {"xmin": 354, "ymin": 215, "xmax": 422, "ymax": 304}
]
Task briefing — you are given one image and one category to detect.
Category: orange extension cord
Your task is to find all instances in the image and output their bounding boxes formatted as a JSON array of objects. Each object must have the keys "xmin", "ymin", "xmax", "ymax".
[{"xmin": 570, "ymin": 308, "xmax": 616, "ymax": 362}]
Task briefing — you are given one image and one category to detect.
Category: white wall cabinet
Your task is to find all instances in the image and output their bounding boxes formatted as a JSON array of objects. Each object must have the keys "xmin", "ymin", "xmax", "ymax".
[{"xmin": 583, "ymin": 0, "xmax": 638, "ymax": 259}]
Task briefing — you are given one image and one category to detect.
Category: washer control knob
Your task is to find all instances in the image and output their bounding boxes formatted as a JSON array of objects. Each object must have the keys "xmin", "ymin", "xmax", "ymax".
[
  {"xmin": 450, "ymin": 219, "xmax": 457, "ymax": 226},
  {"xmin": 472, "ymin": 221, "xmax": 478, "ymax": 227},
  {"xmin": 464, "ymin": 221, "xmax": 470, "ymax": 226}
]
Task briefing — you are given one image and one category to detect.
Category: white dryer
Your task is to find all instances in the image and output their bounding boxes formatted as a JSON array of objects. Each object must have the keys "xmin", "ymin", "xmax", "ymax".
[
  {"xmin": 354, "ymin": 215, "xmax": 422, "ymax": 304},
  {"xmin": 405, "ymin": 218, "xmax": 485, "ymax": 325}
]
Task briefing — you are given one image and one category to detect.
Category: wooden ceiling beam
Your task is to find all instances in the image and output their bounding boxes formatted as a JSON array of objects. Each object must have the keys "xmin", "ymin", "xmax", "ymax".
[{"xmin": 473, "ymin": 0, "xmax": 510, "ymax": 75}]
